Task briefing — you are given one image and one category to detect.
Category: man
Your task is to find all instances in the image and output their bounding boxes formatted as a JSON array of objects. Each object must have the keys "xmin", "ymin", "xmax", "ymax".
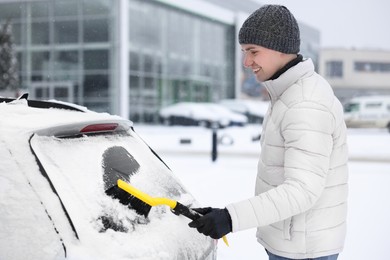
[{"xmin": 188, "ymin": 5, "xmax": 348, "ymax": 260}]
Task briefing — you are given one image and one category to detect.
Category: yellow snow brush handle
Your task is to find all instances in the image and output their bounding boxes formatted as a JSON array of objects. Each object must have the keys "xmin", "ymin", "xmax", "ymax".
[
  {"xmin": 117, "ymin": 179, "xmax": 229, "ymax": 247},
  {"xmin": 117, "ymin": 179, "xmax": 177, "ymax": 208}
]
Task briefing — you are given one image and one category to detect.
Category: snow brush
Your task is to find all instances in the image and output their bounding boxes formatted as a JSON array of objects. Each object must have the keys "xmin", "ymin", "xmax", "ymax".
[
  {"xmin": 117, "ymin": 179, "xmax": 229, "ymax": 246},
  {"xmin": 102, "ymin": 146, "xmax": 152, "ymax": 217}
]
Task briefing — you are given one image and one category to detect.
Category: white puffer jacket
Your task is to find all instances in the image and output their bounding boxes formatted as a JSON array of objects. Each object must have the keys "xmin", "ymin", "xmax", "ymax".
[{"xmin": 226, "ymin": 59, "xmax": 348, "ymax": 259}]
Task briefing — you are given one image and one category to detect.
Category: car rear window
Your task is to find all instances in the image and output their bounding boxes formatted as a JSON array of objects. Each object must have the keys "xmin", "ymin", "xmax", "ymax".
[{"xmin": 29, "ymin": 131, "xmax": 187, "ymax": 235}]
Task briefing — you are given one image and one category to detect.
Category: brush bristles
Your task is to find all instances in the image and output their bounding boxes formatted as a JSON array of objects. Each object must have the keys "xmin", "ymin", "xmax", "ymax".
[{"xmin": 105, "ymin": 185, "xmax": 152, "ymax": 217}]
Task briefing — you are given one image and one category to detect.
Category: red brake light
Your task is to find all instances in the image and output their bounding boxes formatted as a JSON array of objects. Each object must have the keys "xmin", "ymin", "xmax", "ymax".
[{"xmin": 80, "ymin": 123, "xmax": 118, "ymax": 133}]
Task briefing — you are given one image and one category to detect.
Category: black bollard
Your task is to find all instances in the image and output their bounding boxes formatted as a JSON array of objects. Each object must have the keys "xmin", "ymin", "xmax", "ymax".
[{"xmin": 211, "ymin": 124, "xmax": 218, "ymax": 162}]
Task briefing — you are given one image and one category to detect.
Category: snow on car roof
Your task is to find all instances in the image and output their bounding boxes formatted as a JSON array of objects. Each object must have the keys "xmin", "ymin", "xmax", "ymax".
[
  {"xmin": 219, "ymin": 99, "xmax": 269, "ymax": 117},
  {"xmin": 160, "ymin": 102, "xmax": 234, "ymax": 121}
]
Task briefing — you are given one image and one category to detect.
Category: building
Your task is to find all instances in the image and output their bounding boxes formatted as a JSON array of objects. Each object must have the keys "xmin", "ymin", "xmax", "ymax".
[
  {"xmin": 1, "ymin": 0, "xmax": 320, "ymax": 123},
  {"xmin": 319, "ymin": 48, "xmax": 390, "ymax": 103}
]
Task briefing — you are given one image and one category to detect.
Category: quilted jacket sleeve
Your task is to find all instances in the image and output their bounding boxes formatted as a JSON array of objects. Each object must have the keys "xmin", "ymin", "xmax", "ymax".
[{"xmin": 226, "ymin": 102, "xmax": 335, "ymax": 232}]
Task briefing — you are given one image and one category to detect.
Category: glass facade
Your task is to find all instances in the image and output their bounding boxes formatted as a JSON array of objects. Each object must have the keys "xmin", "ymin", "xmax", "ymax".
[
  {"xmin": 128, "ymin": 0, "xmax": 235, "ymax": 123},
  {"xmin": 299, "ymin": 23, "xmax": 320, "ymax": 69},
  {"xmin": 5, "ymin": 0, "xmax": 114, "ymax": 112},
  {"xmin": 3, "ymin": 0, "xmax": 235, "ymax": 123}
]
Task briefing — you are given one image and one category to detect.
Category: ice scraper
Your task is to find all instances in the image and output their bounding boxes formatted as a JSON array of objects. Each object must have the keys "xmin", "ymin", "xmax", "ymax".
[{"xmin": 117, "ymin": 179, "xmax": 229, "ymax": 246}]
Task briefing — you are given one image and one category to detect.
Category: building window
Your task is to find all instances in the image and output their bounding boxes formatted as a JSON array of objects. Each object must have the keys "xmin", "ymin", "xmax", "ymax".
[
  {"xmin": 32, "ymin": 21, "xmax": 50, "ymax": 45},
  {"xmin": 83, "ymin": 18, "xmax": 109, "ymax": 43},
  {"xmin": 325, "ymin": 61, "xmax": 343, "ymax": 78},
  {"xmin": 83, "ymin": 50, "xmax": 109, "ymax": 70},
  {"xmin": 354, "ymin": 61, "xmax": 390, "ymax": 73},
  {"xmin": 54, "ymin": 20, "xmax": 79, "ymax": 43}
]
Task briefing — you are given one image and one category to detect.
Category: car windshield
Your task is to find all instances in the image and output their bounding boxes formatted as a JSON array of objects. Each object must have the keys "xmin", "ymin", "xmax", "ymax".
[{"xmin": 344, "ymin": 102, "xmax": 360, "ymax": 112}]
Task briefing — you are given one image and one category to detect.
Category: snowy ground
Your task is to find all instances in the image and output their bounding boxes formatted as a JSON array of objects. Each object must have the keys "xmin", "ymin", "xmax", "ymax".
[{"xmin": 134, "ymin": 124, "xmax": 390, "ymax": 260}]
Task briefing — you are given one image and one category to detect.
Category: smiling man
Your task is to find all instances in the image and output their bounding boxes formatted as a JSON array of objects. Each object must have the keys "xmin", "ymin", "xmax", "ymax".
[{"xmin": 188, "ymin": 5, "xmax": 349, "ymax": 260}]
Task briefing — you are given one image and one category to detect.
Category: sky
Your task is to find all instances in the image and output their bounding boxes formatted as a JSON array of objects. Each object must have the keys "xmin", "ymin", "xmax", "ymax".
[{"xmin": 253, "ymin": 0, "xmax": 390, "ymax": 50}]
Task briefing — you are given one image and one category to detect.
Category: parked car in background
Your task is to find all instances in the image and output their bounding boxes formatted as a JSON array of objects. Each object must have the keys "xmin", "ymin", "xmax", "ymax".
[
  {"xmin": 159, "ymin": 102, "xmax": 248, "ymax": 128},
  {"xmin": 0, "ymin": 95, "xmax": 216, "ymax": 260},
  {"xmin": 219, "ymin": 99, "xmax": 269, "ymax": 124},
  {"xmin": 344, "ymin": 95, "xmax": 390, "ymax": 132}
]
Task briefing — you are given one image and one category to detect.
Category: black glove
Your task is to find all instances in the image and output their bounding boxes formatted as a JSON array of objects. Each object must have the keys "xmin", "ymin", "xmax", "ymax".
[{"xmin": 188, "ymin": 207, "xmax": 232, "ymax": 239}]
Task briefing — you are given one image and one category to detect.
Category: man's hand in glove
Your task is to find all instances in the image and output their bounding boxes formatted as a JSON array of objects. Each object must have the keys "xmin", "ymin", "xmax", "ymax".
[{"xmin": 188, "ymin": 207, "xmax": 232, "ymax": 239}]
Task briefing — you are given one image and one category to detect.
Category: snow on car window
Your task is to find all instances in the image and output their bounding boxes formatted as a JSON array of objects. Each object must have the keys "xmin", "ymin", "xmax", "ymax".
[{"xmin": 28, "ymin": 131, "xmax": 204, "ymax": 258}]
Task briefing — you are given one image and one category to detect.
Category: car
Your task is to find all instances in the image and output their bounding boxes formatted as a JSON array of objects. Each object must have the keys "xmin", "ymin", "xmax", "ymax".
[
  {"xmin": 159, "ymin": 102, "xmax": 248, "ymax": 128},
  {"xmin": 343, "ymin": 95, "xmax": 390, "ymax": 132},
  {"xmin": 0, "ymin": 95, "xmax": 216, "ymax": 260},
  {"xmin": 219, "ymin": 99, "xmax": 269, "ymax": 124}
]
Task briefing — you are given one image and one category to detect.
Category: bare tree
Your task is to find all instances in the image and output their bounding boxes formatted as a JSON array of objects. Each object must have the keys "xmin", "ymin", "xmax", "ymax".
[{"xmin": 0, "ymin": 20, "xmax": 19, "ymax": 91}]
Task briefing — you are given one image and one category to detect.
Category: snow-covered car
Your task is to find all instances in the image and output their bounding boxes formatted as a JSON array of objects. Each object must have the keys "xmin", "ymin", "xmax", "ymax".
[
  {"xmin": 159, "ymin": 102, "xmax": 248, "ymax": 128},
  {"xmin": 219, "ymin": 99, "xmax": 269, "ymax": 124},
  {"xmin": 0, "ymin": 96, "xmax": 216, "ymax": 260}
]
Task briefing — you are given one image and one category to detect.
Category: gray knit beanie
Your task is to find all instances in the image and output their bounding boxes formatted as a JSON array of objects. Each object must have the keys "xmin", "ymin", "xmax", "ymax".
[{"xmin": 239, "ymin": 5, "xmax": 300, "ymax": 54}]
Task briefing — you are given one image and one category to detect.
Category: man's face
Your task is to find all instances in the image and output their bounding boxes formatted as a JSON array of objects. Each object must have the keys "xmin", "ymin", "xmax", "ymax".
[{"xmin": 241, "ymin": 44, "xmax": 286, "ymax": 82}]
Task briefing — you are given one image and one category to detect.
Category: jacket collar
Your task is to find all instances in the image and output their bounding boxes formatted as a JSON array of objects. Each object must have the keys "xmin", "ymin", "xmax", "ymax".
[
  {"xmin": 269, "ymin": 54, "xmax": 303, "ymax": 81},
  {"xmin": 263, "ymin": 58, "xmax": 315, "ymax": 103}
]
